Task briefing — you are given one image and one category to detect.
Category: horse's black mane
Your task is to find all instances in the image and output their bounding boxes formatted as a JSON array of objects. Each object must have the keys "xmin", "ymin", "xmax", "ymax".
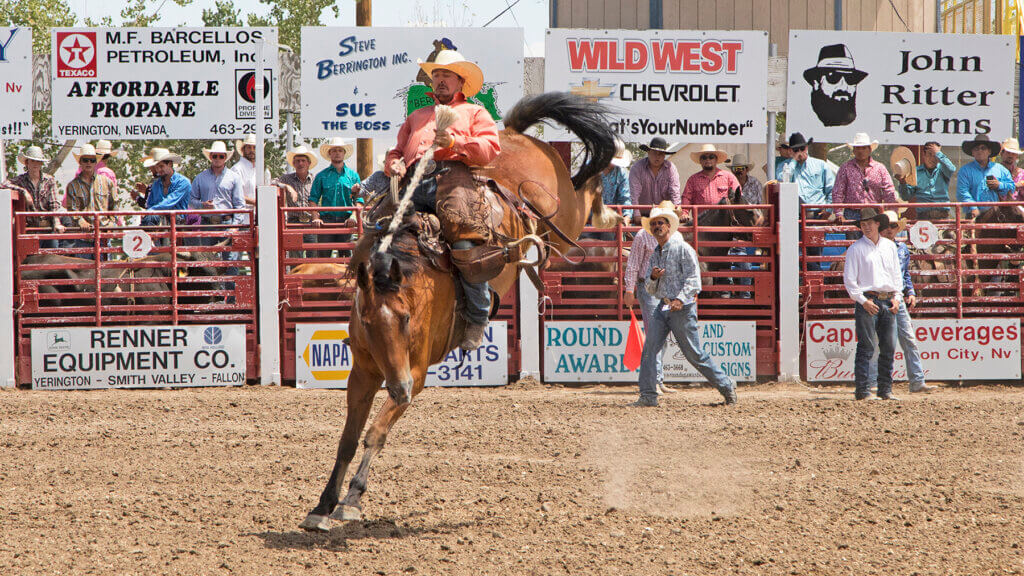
[{"xmin": 365, "ymin": 220, "xmax": 424, "ymax": 294}]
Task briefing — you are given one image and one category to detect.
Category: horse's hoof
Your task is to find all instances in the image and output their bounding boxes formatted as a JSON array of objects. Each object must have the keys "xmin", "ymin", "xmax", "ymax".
[
  {"xmin": 330, "ymin": 505, "xmax": 362, "ymax": 522},
  {"xmin": 299, "ymin": 513, "xmax": 331, "ymax": 532}
]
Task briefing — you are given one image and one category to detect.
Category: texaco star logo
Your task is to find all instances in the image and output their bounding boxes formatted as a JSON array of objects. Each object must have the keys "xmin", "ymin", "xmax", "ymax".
[{"xmin": 56, "ymin": 31, "xmax": 97, "ymax": 77}]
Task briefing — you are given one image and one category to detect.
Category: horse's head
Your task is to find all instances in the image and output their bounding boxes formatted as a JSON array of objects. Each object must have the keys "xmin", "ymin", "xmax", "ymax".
[{"xmin": 727, "ymin": 187, "xmax": 765, "ymax": 227}]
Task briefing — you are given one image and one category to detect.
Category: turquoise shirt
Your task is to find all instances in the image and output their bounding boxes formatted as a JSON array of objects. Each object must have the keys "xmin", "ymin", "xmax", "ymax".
[
  {"xmin": 778, "ymin": 157, "xmax": 834, "ymax": 205},
  {"xmin": 956, "ymin": 160, "xmax": 1014, "ymax": 216},
  {"xmin": 898, "ymin": 151, "xmax": 956, "ymax": 204},
  {"xmin": 309, "ymin": 164, "xmax": 362, "ymax": 222}
]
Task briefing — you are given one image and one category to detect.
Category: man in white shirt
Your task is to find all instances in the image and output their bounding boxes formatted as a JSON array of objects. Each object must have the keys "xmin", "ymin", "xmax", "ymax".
[
  {"xmin": 843, "ymin": 207, "xmax": 903, "ymax": 401},
  {"xmin": 232, "ymin": 134, "xmax": 272, "ymax": 206}
]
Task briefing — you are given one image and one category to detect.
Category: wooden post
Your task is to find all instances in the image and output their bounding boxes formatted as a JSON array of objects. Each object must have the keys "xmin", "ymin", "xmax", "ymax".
[{"xmin": 356, "ymin": 0, "xmax": 373, "ymax": 178}]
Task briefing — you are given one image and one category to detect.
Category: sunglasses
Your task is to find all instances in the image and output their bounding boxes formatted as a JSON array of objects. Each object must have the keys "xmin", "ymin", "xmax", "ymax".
[
  {"xmin": 823, "ymin": 71, "xmax": 854, "ymax": 84},
  {"xmin": 80, "ymin": 158, "xmax": 97, "ymax": 164},
  {"xmin": 732, "ymin": 167, "xmax": 747, "ymax": 173},
  {"xmin": 210, "ymin": 154, "xmax": 227, "ymax": 159},
  {"xmin": 700, "ymin": 154, "xmax": 718, "ymax": 161},
  {"xmin": 791, "ymin": 146, "xmax": 807, "ymax": 153},
  {"xmin": 649, "ymin": 220, "xmax": 669, "ymax": 228}
]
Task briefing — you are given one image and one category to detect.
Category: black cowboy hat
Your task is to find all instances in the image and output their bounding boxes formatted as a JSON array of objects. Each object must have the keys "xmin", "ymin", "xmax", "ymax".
[
  {"xmin": 961, "ymin": 133, "xmax": 1002, "ymax": 157},
  {"xmin": 855, "ymin": 206, "xmax": 889, "ymax": 227},
  {"xmin": 787, "ymin": 132, "xmax": 813, "ymax": 149},
  {"xmin": 639, "ymin": 137, "xmax": 678, "ymax": 154},
  {"xmin": 802, "ymin": 44, "xmax": 868, "ymax": 85}
]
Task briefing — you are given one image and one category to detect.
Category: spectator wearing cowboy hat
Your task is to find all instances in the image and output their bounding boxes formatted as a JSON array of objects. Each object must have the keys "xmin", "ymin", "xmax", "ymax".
[
  {"xmin": 190, "ymin": 141, "xmax": 246, "ymax": 224},
  {"xmin": 777, "ymin": 132, "xmax": 834, "ymax": 206},
  {"xmin": 867, "ymin": 211, "xmax": 937, "ymax": 394},
  {"xmin": 629, "ymin": 137, "xmax": 681, "ymax": 224},
  {"xmin": 310, "ymin": 137, "xmax": 361, "ymax": 258},
  {"xmin": 1, "ymin": 145, "xmax": 64, "ymax": 248},
  {"xmin": 832, "ymin": 132, "xmax": 897, "ymax": 225},
  {"xmin": 75, "ymin": 140, "xmax": 118, "ymax": 189},
  {"xmin": 65, "ymin": 143, "xmax": 122, "ymax": 248},
  {"xmin": 630, "ymin": 203, "xmax": 737, "ymax": 407},
  {"xmin": 139, "ymin": 148, "xmax": 191, "ymax": 231},
  {"xmin": 584, "ymin": 138, "xmax": 633, "ymax": 241},
  {"xmin": 680, "ymin": 144, "xmax": 738, "ymax": 223},
  {"xmin": 275, "ymin": 143, "xmax": 319, "ymax": 258},
  {"xmin": 232, "ymin": 134, "xmax": 272, "ymax": 206},
  {"xmin": 956, "ymin": 134, "xmax": 1014, "ymax": 219},
  {"xmin": 727, "ymin": 153, "xmax": 763, "ymax": 299},
  {"xmin": 774, "ymin": 136, "xmax": 793, "ymax": 174},
  {"xmin": 997, "ymin": 137, "xmax": 1024, "ymax": 200},
  {"xmin": 893, "ymin": 142, "xmax": 955, "ymax": 219},
  {"xmin": 843, "ymin": 207, "xmax": 903, "ymax": 400}
]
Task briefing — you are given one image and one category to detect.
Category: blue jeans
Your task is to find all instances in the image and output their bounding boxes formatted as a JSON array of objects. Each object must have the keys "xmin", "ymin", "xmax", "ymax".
[
  {"xmin": 459, "ymin": 276, "xmax": 490, "ymax": 325},
  {"xmin": 637, "ymin": 300, "xmax": 734, "ymax": 402},
  {"xmin": 635, "ymin": 282, "xmax": 663, "ymax": 387},
  {"xmin": 868, "ymin": 300, "xmax": 924, "ymax": 388},
  {"xmin": 728, "ymin": 246, "xmax": 753, "ymax": 298},
  {"xmin": 854, "ymin": 297, "xmax": 896, "ymax": 397}
]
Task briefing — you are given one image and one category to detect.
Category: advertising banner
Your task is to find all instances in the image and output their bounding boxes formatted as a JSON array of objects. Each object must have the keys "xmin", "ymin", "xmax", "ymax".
[
  {"xmin": 31, "ymin": 325, "xmax": 247, "ymax": 390},
  {"xmin": 295, "ymin": 322, "xmax": 508, "ymax": 389},
  {"xmin": 51, "ymin": 27, "xmax": 278, "ymax": 140},
  {"xmin": 301, "ymin": 27, "xmax": 523, "ymax": 139},
  {"xmin": 0, "ymin": 26, "xmax": 32, "ymax": 138},
  {"xmin": 787, "ymin": 30, "xmax": 1014, "ymax": 146},
  {"xmin": 543, "ymin": 321, "xmax": 756, "ymax": 383},
  {"xmin": 544, "ymin": 29, "xmax": 768, "ymax": 143},
  {"xmin": 805, "ymin": 318, "xmax": 1021, "ymax": 381}
]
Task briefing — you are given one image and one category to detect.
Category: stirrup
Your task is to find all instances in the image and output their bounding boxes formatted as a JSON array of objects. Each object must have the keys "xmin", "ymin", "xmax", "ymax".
[{"xmin": 506, "ymin": 234, "xmax": 544, "ymax": 267}]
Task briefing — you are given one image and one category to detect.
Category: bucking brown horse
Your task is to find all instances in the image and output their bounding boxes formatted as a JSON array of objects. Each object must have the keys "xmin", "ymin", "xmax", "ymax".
[{"xmin": 299, "ymin": 93, "xmax": 619, "ymax": 532}]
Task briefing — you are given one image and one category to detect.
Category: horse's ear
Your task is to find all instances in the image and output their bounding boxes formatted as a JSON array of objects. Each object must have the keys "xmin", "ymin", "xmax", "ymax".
[
  {"xmin": 731, "ymin": 187, "xmax": 742, "ymax": 204},
  {"xmin": 388, "ymin": 258, "xmax": 402, "ymax": 286},
  {"xmin": 356, "ymin": 262, "xmax": 371, "ymax": 293}
]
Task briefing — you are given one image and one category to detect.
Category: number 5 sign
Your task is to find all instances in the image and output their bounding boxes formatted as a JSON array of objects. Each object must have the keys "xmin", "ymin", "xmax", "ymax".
[
  {"xmin": 909, "ymin": 220, "xmax": 939, "ymax": 250},
  {"xmin": 122, "ymin": 229, "xmax": 154, "ymax": 259}
]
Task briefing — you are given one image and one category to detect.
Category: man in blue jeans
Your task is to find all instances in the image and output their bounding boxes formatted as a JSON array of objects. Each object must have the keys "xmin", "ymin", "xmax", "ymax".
[
  {"xmin": 631, "ymin": 204, "xmax": 737, "ymax": 407},
  {"xmin": 843, "ymin": 207, "xmax": 903, "ymax": 400}
]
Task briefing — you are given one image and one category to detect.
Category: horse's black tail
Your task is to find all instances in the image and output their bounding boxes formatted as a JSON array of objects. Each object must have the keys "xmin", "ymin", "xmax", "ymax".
[{"xmin": 503, "ymin": 92, "xmax": 617, "ymax": 189}]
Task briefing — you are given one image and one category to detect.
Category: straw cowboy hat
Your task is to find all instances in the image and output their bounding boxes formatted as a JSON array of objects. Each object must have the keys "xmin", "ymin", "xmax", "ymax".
[
  {"xmin": 202, "ymin": 141, "xmax": 234, "ymax": 162},
  {"xmin": 641, "ymin": 201, "xmax": 681, "ymax": 235},
  {"xmin": 286, "ymin": 143, "xmax": 318, "ymax": 169},
  {"xmin": 855, "ymin": 206, "xmax": 889, "ymax": 226},
  {"xmin": 882, "ymin": 210, "xmax": 907, "ymax": 234},
  {"xmin": 890, "ymin": 146, "xmax": 917, "ymax": 188},
  {"xmin": 610, "ymin": 138, "xmax": 632, "ymax": 168},
  {"xmin": 726, "ymin": 152, "xmax": 753, "ymax": 170},
  {"xmin": 73, "ymin": 143, "xmax": 99, "ymax": 162},
  {"xmin": 847, "ymin": 132, "xmax": 878, "ymax": 151},
  {"xmin": 1001, "ymin": 137, "xmax": 1023, "ymax": 156},
  {"xmin": 639, "ymin": 136, "xmax": 678, "ymax": 154},
  {"xmin": 149, "ymin": 147, "xmax": 183, "ymax": 165},
  {"xmin": 234, "ymin": 133, "xmax": 262, "ymax": 156},
  {"xmin": 961, "ymin": 134, "xmax": 1001, "ymax": 157},
  {"xmin": 17, "ymin": 145, "xmax": 48, "ymax": 164},
  {"xmin": 690, "ymin": 143, "xmax": 728, "ymax": 164},
  {"xmin": 418, "ymin": 49, "xmax": 484, "ymax": 98},
  {"xmin": 93, "ymin": 139, "xmax": 115, "ymax": 158},
  {"xmin": 319, "ymin": 137, "xmax": 354, "ymax": 160}
]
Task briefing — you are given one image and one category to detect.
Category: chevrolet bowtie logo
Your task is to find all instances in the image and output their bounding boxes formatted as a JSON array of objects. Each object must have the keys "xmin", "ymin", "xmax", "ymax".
[{"xmin": 570, "ymin": 80, "xmax": 615, "ymax": 102}]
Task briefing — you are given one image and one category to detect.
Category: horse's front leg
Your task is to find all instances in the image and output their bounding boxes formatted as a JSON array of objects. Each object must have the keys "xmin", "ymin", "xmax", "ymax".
[{"xmin": 299, "ymin": 365, "xmax": 382, "ymax": 532}]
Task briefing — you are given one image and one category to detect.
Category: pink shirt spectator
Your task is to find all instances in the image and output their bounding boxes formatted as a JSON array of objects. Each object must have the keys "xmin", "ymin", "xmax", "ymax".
[
  {"xmin": 681, "ymin": 168, "xmax": 740, "ymax": 205},
  {"xmin": 629, "ymin": 158, "xmax": 680, "ymax": 206},
  {"xmin": 832, "ymin": 158, "xmax": 897, "ymax": 206},
  {"xmin": 623, "ymin": 229, "xmax": 658, "ymax": 293},
  {"xmin": 76, "ymin": 161, "xmax": 118, "ymax": 189},
  {"xmin": 1008, "ymin": 166, "xmax": 1024, "ymax": 200}
]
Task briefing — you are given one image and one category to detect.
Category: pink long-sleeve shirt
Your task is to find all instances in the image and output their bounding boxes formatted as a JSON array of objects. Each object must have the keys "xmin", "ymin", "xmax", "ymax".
[{"xmin": 385, "ymin": 92, "xmax": 500, "ymax": 175}]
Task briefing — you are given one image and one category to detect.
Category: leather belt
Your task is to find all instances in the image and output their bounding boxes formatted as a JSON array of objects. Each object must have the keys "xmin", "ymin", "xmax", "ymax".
[{"xmin": 864, "ymin": 291, "xmax": 894, "ymax": 300}]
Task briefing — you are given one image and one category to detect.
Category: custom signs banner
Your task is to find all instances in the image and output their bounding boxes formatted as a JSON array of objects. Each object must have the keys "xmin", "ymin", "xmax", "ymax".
[
  {"xmin": 805, "ymin": 318, "xmax": 1021, "ymax": 381},
  {"xmin": 787, "ymin": 30, "xmax": 1014, "ymax": 146},
  {"xmin": 543, "ymin": 321, "xmax": 756, "ymax": 383},
  {"xmin": 544, "ymin": 29, "xmax": 768, "ymax": 143},
  {"xmin": 51, "ymin": 27, "xmax": 278, "ymax": 139},
  {"xmin": 301, "ymin": 27, "xmax": 524, "ymax": 139},
  {"xmin": 295, "ymin": 322, "xmax": 508, "ymax": 388},
  {"xmin": 31, "ymin": 325, "xmax": 247, "ymax": 390},
  {"xmin": 0, "ymin": 26, "xmax": 32, "ymax": 138}
]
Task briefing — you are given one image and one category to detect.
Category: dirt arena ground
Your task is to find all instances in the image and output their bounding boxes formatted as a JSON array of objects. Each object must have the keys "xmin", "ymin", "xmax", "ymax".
[{"xmin": 1, "ymin": 381, "xmax": 1023, "ymax": 575}]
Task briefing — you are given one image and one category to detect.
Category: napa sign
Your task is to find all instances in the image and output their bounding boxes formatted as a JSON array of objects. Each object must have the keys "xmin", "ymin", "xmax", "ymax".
[{"xmin": 543, "ymin": 321, "xmax": 756, "ymax": 383}]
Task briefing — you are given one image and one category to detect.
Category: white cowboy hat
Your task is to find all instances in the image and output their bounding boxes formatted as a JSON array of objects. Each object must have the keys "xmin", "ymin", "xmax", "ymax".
[
  {"xmin": 610, "ymin": 138, "xmax": 632, "ymax": 168},
  {"xmin": 690, "ymin": 143, "xmax": 728, "ymax": 165},
  {"xmin": 882, "ymin": 210, "xmax": 907, "ymax": 235},
  {"xmin": 202, "ymin": 141, "xmax": 234, "ymax": 162},
  {"xmin": 73, "ymin": 143, "xmax": 99, "ymax": 162},
  {"xmin": 150, "ymin": 147, "xmax": 183, "ymax": 165},
  {"xmin": 641, "ymin": 201, "xmax": 681, "ymax": 235},
  {"xmin": 17, "ymin": 145, "xmax": 48, "ymax": 164},
  {"xmin": 418, "ymin": 49, "xmax": 484, "ymax": 98},
  {"xmin": 319, "ymin": 137, "xmax": 354, "ymax": 160},
  {"xmin": 1001, "ymin": 137, "xmax": 1023, "ymax": 156},
  {"xmin": 286, "ymin": 143, "xmax": 319, "ymax": 169},
  {"xmin": 234, "ymin": 133, "xmax": 262, "ymax": 156},
  {"xmin": 890, "ymin": 146, "xmax": 917, "ymax": 188},
  {"xmin": 94, "ymin": 139, "xmax": 114, "ymax": 157},
  {"xmin": 847, "ymin": 132, "xmax": 879, "ymax": 151}
]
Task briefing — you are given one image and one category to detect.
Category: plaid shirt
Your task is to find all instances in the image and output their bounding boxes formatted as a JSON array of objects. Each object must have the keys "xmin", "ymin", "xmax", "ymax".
[
  {"xmin": 2, "ymin": 172, "xmax": 63, "ymax": 228},
  {"xmin": 644, "ymin": 232, "xmax": 702, "ymax": 305},
  {"xmin": 623, "ymin": 229, "xmax": 658, "ymax": 293},
  {"xmin": 65, "ymin": 173, "xmax": 120, "ymax": 227},
  {"xmin": 629, "ymin": 158, "xmax": 681, "ymax": 206},
  {"xmin": 681, "ymin": 168, "xmax": 739, "ymax": 205},
  {"xmin": 277, "ymin": 171, "xmax": 314, "ymax": 223},
  {"xmin": 832, "ymin": 158, "xmax": 897, "ymax": 206},
  {"xmin": 738, "ymin": 175, "xmax": 764, "ymax": 205}
]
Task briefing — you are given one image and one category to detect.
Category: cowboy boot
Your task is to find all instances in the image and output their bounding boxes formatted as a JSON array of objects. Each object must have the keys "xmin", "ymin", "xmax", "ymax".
[{"xmin": 460, "ymin": 322, "xmax": 488, "ymax": 351}]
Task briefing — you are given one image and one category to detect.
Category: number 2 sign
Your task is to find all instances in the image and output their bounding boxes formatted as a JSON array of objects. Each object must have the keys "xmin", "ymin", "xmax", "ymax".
[{"xmin": 122, "ymin": 229, "xmax": 154, "ymax": 259}]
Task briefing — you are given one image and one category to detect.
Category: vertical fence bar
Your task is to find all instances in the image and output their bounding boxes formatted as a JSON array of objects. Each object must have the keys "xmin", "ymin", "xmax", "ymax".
[
  {"xmin": 778, "ymin": 183, "xmax": 801, "ymax": 381},
  {"xmin": 0, "ymin": 193, "xmax": 14, "ymax": 387},
  {"xmin": 258, "ymin": 184, "xmax": 281, "ymax": 384},
  {"xmin": 518, "ymin": 245, "xmax": 541, "ymax": 380}
]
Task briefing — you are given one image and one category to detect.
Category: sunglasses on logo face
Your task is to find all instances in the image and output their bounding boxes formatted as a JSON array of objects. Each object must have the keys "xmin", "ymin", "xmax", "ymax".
[
  {"xmin": 823, "ymin": 71, "xmax": 853, "ymax": 84},
  {"xmin": 700, "ymin": 154, "xmax": 717, "ymax": 161},
  {"xmin": 80, "ymin": 158, "xmax": 96, "ymax": 164}
]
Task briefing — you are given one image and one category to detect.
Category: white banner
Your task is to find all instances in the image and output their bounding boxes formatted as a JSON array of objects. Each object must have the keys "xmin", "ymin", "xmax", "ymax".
[
  {"xmin": 543, "ymin": 320, "xmax": 756, "ymax": 383},
  {"xmin": 805, "ymin": 318, "xmax": 1021, "ymax": 381},
  {"xmin": 786, "ymin": 30, "xmax": 1014, "ymax": 145},
  {"xmin": 295, "ymin": 322, "xmax": 508, "ymax": 389},
  {"xmin": 31, "ymin": 325, "xmax": 247, "ymax": 390},
  {"xmin": 0, "ymin": 26, "xmax": 31, "ymax": 138},
  {"xmin": 301, "ymin": 27, "xmax": 523, "ymax": 139},
  {"xmin": 543, "ymin": 29, "xmax": 768, "ymax": 143},
  {"xmin": 51, "ymin": 27, "xmax": 279, "ymax": 140}
]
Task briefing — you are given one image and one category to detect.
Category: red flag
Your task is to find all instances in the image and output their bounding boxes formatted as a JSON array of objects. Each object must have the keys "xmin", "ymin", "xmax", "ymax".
[{"xmin": 624, "ymin": 308, "xmax": 645, "ymax": 372}]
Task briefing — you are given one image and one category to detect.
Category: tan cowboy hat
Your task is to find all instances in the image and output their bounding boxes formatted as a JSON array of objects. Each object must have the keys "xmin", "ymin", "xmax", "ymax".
[
  {"xmin": 286, "ymin": 143, "xmax": 318, "ymax": 169},
  {"xmin": 962, "ymin": 133, "xmax": 1001, "ymax": 157},
  {"xmin": 690, "ymin": 144, "xmax": 728, "ymax": 165},
  {"xmin": 726, "ymin": 152, "xmax": 753, "ymax": 170},
  {"xmin": 202, "ymin": 141, "xmax": 234, "ymax": 162},
  {"xmin": 641, "ymin": 201, "xmax": 681, "ymax": 235},
  {"xmin": 150, "ymin": 147, "xmax": 183, "ymax": 165},
  {"xmin": 93, "ymin": 139, "xmax": 114, "ymax": 158},
  {"xmin": 882, "ymin": 210, "xmax": 907, "ymax": 234},
  {"xmin": 1001, "ymin": 137, "xmax": 1023, "ymax": 155},
  {"xmin": 610, "ymin": 138, "xmax": 632, "ymax": 168},
  {"xmin": 73, "ymin": 143, "xmax": 99, "ymax": 162},
  {"xmin": 234, "ymin": 133, "xmax": 262, "ymax": 156},
  {"xmin": 855, "ymin": 206, "xmax": 889, "ymax": 227},
  {"xmin": 17, "ymin": 145, "xmax": 48, "ymax": 164},
  {"xmin": 890, "ymin": 146, "xmax": 917, "ymax": 188},
  {"xmin": 418, "ymin": 49, "xmax": 484, "ymax": 98},
  {"xmin": 847, "ymin": 132, "xmax": 878, "ymax": 151},
  {"xmin": 319, "ymin": 137, "xmax": 354, "ymax": 160}
]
